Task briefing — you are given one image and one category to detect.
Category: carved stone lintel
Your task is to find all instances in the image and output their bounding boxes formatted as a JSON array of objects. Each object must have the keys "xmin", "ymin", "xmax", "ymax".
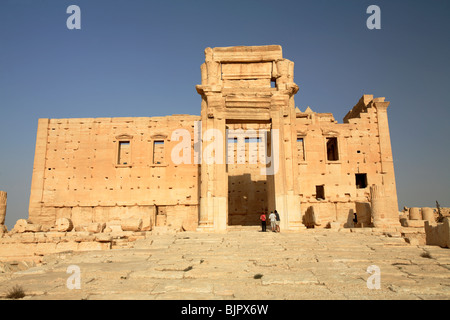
[
  {"xmin": 150, "ymin": 134, "xmax": 168, "ymax": 140},
  {"xmin": 116, "ymin": 134, "xmax": 133, "ymax": 140}
]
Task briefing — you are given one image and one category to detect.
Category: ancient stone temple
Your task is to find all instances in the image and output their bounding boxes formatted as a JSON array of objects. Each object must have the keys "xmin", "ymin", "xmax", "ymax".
[{"xmin": 28, "ymin": 45, "xmax": 400, "ymax": 232}]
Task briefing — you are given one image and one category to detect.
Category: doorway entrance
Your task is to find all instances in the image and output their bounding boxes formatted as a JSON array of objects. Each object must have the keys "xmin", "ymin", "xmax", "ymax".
[{"xmin": 226, "ymin": 120, "xmax": 272, "ymax": 226}]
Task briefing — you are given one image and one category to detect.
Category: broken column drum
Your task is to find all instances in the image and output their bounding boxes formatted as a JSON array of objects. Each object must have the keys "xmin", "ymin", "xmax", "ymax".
[
  {"xmin": 409, "ymin": 207, "xmax": 421, "ymax": 220},
  {"xmin": 422, "ymin": 207, "xmax": 434, "ymax": 222}
]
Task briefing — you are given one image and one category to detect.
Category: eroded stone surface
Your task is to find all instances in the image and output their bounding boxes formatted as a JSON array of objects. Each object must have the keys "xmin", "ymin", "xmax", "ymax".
[{"xmin": 1, "ymin": 229, "xmax": 449, "ymax": 300}]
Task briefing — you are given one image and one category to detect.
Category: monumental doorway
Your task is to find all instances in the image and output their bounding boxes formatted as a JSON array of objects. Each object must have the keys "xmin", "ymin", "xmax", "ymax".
[{"xmin": 226, "ymin": 120, "xmax": 273, "ymax": 226}]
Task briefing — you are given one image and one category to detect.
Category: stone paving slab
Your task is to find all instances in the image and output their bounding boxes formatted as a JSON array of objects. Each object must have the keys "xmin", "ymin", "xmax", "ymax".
[{"xmin": 0, "ymin": 229, "xmax": 449, "ymax": 300}]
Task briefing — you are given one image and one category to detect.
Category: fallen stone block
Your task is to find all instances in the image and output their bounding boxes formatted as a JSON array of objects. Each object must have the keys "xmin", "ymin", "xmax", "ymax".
[
  {"xmin": 13, "ymin": 219, "xmax": 42, "ymax": 233},
  {"xmin": 95, "ymin": 234, "xmax": 113, "ymax": 242},
  {"xmin": 121, "ymin": 219, "xmax": 143, "ymax": 232},
  {"xmin": 87, "ymin": 223, "xmax": 105, "ymax": 233},
  {"xmin": 106, "ymin": 225, "xmax": 123, "ymax": 232}
]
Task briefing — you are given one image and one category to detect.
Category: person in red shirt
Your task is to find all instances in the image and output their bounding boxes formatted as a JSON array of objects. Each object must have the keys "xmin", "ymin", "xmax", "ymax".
[{"xmin": 260, "ymin": 212, "xmax": 267, "ymax": 232}]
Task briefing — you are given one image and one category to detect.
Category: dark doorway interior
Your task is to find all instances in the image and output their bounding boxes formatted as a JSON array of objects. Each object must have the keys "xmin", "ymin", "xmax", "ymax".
[{"xmin": 228, "ymin": 174, "xmax": 268, "ymax": 226}]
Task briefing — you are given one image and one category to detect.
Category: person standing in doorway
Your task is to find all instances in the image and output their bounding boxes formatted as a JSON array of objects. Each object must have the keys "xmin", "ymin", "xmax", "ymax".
[
  {"xmin": 269, "ymin": 211, "xmax": 277, "ymax": 232},
  {"xmin": 260, "ymin": 212, "xmax": 267, "ymax": 232},
  {"xmin": 274, "ymin": 210, "xmax": 280, "ymax": 232}
]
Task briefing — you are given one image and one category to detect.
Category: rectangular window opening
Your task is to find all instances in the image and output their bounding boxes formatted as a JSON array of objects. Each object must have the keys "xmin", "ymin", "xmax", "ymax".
[
  {"xmin": 326, "ymin": 137, "xmax": 339, "ymax": 161},
  {"xmin": 118, "ymin": 141, "xmax": 130, "ymax": 165},
  {"xmin": 297, "ymin": 137, "xmax": 305, "ymax": 161},
  {"xmin": 316, "ymin": 185, "xmax": 325, "ymax": 200},
  {"xmin": 153, "ymin": 140, "xmax": 165, "ymax": 164},
  {"xmin": 270, "ymin": 78, "xmax": 276, "ymax": 88},
  {"xmin": 355, "ymin": 173, "xmax": 368, "ymax": 189}
]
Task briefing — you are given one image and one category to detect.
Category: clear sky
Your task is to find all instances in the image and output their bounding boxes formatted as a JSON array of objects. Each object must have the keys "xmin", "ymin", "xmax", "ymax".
[{"xmin": 0, "ymin": 0, "xmax": 449, "ymax": 229}]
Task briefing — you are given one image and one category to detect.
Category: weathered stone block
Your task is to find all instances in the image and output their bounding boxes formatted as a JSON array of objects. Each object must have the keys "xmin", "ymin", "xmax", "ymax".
[
  {"xmin": 13, "ymin": 219, "xmax": 42, "ymax": 233},
  {"xmin": 121, "ymin": 219, "xmax": 142, "ymax": 232},
  {"xmin": 19, "ymin": 233, "xmax": 36, "ymax": 243},
  {"xmin": 425, "ymin": 218, "xmax": 450, "ymax": 248},
  {"xmin": 78, "ymin": 241, "xmax": 111, "ymax": 251},
  {"xmin": 55, "ymin": 218, "xmax": 73, "ymax": 232},
  {"xmin": 55, "ymin": 241, "xmax": 78, "ymax": 252},
  {"xmin": 35, "ymin": 242, "xmax": 57, "ymax": 256},
  {"xmin": 73, "ymin": 232, "xmax": 95, "ymax": 242},
  {"xmin": 87, "ymin": 222, "xmax": 105, "ymax": 233},
  {"xmin": 355, "ymin": 202, "xmax": 372, "ymax": 226},
  {"xmin": 95, "ymin": 234, "xmax": 113, "ymax": 242},
  {"xmin": 404, "ymin": 220, "xmax": 425, "ymax": 228}
]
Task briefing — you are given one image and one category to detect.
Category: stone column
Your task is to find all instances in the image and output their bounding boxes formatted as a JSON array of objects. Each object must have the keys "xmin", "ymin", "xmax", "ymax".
[
  {"xmin": 370, "ymin": 184, "xmax": 401, "ymax": 228},
  {"xmin": 373, "ymin": 101, "xmax": 399, "ymax": 222},
  {"xmin": 0, "ymin": 191, "xmax": 6, "ymax": 225},
  {"xmin": 370, "ymin": 185, "xmax": 386, "ymax": 228}
]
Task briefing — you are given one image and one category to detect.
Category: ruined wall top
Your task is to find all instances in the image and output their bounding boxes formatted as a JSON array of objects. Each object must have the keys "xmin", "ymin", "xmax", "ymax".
[
  {"xmin": 343, "ymin": 94, "xmax": 389, "ymax": 123},
  {"xmin": 205, "ymin": 45, "xmax": 283, "ymax": 63},
  {"xmin": 197, "ymin": 45, "xmax": 298, "ymax": 95}
]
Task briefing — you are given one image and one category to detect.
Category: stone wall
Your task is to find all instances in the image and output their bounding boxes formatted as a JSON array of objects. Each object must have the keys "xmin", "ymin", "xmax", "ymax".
[
  {"xmin": 296, "ymin": 95, "xmax": 399, "ymax": 228},
  {"xmin": 26, "ymin": 45, "xmax": 401, "ymax": 232},
  {"xmin": 425, "ymin": 217, "xmax": 450, "ymax": 248},
  {"xmin": 28, "ymin": 115, "xmax": 200, "ymax": 231}
]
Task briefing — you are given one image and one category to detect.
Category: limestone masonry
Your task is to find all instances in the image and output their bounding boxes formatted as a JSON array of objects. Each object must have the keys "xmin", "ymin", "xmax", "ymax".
[
  {"xmin": 27, "ymin": 45, "xmax": 400, "ymax": 232},
  {"xmin": 1, "ymin": 45, "xmax": 449, "ymax": 300}
]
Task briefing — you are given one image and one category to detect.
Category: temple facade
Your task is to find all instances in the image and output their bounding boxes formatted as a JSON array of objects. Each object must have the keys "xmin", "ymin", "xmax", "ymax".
[{"xmin": 28, "ymin": 45, "xmax": 400, "ymax": 232}]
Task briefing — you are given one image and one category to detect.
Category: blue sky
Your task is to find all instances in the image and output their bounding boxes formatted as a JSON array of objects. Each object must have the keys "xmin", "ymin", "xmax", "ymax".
[{"xmin": 0, "ymin": 0, "xmax": 449, "ymax": 228}]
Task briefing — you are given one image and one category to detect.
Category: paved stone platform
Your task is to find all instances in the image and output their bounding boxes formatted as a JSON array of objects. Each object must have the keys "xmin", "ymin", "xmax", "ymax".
[{"xmin": 0, "ymin": 228, "xmax": 449, "ymax": 300}]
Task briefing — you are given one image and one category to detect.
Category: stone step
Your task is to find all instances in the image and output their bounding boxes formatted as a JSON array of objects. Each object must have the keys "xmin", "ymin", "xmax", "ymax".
[{"xmin": 226, "ymin": 225, "xmax": 264, "ymax": 232}]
